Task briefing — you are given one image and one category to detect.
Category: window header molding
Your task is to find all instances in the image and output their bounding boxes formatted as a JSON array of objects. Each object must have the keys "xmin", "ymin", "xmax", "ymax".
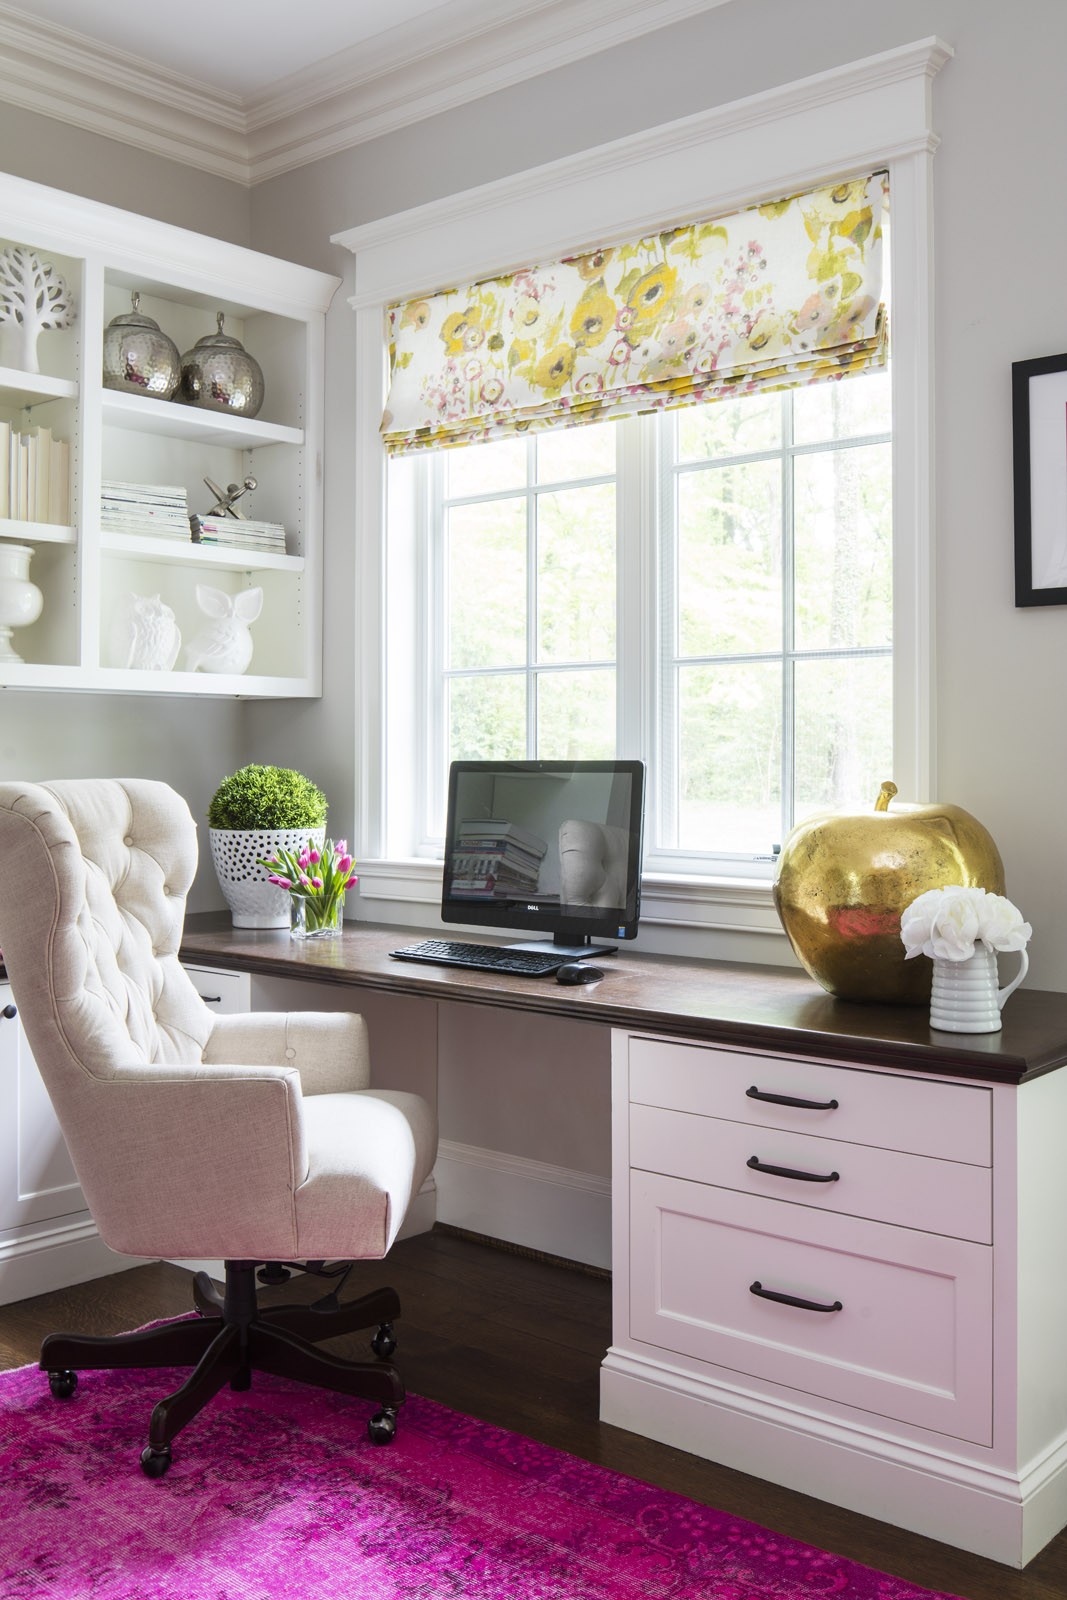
[{"xmin": 332, "ymin": 36, "xmax": 950, "ymax": 310}]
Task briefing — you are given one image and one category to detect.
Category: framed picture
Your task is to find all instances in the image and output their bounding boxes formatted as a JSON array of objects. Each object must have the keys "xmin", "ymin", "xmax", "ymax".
[{"xmin": 1013, "ymin": 351, "xmax": 1067, "ymax": 606}]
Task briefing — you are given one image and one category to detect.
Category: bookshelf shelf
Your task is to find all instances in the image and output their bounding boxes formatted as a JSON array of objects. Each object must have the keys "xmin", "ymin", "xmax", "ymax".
[
  {"xmin": 101, "ymin": 389, "xmax": 304, "ymax": 449},
  {"xmin": 0, "ymin": 170, "xmax": 339, "ymax": 698},
  {"xmin": 101, "ymin": 530, "xmax": 304, "ymax": 573},
  {"xmin": 0, "ymin": 368, "xmax": 78, "ymax": 409},
  {"xmin": 0, "ymin": 518, "xmax": 76, "ymax": 546}
]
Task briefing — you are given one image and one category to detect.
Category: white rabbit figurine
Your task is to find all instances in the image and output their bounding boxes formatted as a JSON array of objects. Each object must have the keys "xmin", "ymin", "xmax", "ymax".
[{"xmin": 184, "ymin": 584, "xmax": 263, "ymax": 674}]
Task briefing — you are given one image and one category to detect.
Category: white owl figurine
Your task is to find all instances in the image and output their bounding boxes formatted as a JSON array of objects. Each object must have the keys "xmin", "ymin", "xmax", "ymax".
[
  {"xmin": 109, "ymin": 592, "xmax": 181, "ymax": 671},
  {"xmin": 184, "ymin": 584, "xmax": 263, "ymax": 674}
]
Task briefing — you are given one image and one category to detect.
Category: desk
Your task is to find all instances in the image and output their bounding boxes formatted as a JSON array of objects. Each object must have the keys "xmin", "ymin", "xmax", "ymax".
[{"xmin": 180, "ymin": 913, "xmax": 1067, "ymax": 1568}]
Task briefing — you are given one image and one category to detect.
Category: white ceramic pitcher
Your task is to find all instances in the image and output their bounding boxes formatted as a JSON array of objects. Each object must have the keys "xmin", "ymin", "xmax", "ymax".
[{"xmin": 929, "ymin": 945, "xmax": 1029, "ymax": 1033}]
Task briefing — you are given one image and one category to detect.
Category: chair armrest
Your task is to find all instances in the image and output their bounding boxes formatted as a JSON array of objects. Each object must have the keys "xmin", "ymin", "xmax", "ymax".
[
  {"xmin": 69, "ymin": 1059, "xmax": 308, "ymax": 1260},
  {"xmin": 203, "ymin": 1010, "xmax": 371, "ymax": 1095}
]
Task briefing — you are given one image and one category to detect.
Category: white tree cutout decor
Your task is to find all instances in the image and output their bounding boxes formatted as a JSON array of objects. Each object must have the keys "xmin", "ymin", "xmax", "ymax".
[{"xmin": 0, "ymin": 246, "xmax": 74, "ymax": 373}]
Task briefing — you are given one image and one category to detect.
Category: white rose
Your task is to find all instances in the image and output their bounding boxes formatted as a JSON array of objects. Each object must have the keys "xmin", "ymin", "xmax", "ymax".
[
  {"xmin": 976, "ymin": 892, "xmax": 1032, "ymax": 953},
  {"xmin": 899, "ymin": 888, "xmax": 944, "ymax": 959},
  {"xmin": 928, "ymin": 886, "xmax": 985, "ymax": 961}
]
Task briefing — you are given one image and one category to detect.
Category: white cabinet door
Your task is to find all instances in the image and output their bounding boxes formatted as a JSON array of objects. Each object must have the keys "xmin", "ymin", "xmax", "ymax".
[{"xmin": 0, "ymin": 982, "xmax": 85, "ymax": 1230}]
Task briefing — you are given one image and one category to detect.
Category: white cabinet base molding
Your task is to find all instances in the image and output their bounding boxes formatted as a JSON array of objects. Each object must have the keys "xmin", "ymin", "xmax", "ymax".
[{"xmin": 604, "ymin": 1029, "xmax": 1067, "ymax": 1569}]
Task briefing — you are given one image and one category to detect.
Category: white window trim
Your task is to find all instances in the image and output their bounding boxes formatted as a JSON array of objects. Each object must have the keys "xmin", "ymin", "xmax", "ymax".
[{"xmin": 333, "ymin": 35, "xmax": 949, "ymax": 953}]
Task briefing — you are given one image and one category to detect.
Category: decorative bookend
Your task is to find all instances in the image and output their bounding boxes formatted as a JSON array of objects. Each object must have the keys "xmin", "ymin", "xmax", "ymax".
[
  {"xmin": 109, "ymin": 593, "xmax": 182, "ymax": 671},
  {"xmin": 0, "ymin": 247, "xmax": 74, "ymax": 374},
  {"xmin": 184, "ymin": 584, "xmax": 263, "ymax": 675}
]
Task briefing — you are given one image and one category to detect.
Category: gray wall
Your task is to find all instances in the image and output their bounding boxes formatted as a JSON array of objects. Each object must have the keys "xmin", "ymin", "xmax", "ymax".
[{"xmin": 249, "ymin": 0, "xmax": 1067, "ymax": 990}]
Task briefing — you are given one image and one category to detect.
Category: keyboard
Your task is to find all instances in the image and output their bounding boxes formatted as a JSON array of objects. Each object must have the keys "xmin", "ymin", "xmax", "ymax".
[{"xmin": 389, "ymin": 939, "xmax": 565, "ymax": 977}]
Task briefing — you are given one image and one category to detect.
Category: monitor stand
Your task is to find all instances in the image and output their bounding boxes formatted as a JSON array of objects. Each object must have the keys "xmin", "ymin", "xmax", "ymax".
[{"xmin": 507, "ymin": 936, "xmax": 617, "ymax": 961}]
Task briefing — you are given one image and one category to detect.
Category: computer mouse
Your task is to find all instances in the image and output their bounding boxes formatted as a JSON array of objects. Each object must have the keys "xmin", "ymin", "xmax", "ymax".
[{"xmin": 556, "ymin": 963, "xmax": 605, "ymax": 985}]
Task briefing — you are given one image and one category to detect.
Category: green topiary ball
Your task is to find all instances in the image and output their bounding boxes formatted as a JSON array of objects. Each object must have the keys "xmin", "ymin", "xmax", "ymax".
[{"xmin": 207, "ymin": 764, "xmax": 328, "ymax": 831}]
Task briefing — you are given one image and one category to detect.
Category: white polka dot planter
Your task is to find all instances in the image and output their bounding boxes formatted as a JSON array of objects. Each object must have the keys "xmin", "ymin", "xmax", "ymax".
[{"xmin": 209, "ymin": 826, "xmax": 326, "ymax": 928}]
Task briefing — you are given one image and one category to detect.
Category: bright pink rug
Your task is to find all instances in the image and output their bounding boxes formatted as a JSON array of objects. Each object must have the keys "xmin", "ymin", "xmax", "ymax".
[{"xmin": 0, "ymin": 1359, "xmax": 963, "ymax": 1600}]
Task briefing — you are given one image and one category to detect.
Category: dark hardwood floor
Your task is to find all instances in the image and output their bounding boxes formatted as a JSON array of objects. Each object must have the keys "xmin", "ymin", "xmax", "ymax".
[{"xmin": 1, "ymin": 1228, "xmax": 1064, "ymax": 1600}]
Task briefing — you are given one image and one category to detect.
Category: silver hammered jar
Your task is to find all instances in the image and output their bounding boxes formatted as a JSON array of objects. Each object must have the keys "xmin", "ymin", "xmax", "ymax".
[
  {"xmin": 102, "ymin": 291, "xmax": 181, "ymax": 400},
  {"xmin": 179, "ymin": 312, "xmax": 265, "ymax": 418}
]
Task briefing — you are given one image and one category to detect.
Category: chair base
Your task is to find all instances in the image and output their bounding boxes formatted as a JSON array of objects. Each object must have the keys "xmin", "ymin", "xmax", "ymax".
[{"xmin": 40, "ymin": 1259, "xmax": 406, "ymax": 1476}]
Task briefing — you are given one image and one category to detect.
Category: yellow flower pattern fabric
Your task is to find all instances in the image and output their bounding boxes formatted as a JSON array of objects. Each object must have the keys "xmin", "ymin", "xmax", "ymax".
[{"xmin": 382, "ymin": 173, "xmax": 888, "ymax": 456}]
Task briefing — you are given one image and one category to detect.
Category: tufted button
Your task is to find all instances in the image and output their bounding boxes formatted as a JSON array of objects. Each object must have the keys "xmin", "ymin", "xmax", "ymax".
[
  {"xmin": 162, "ymin": 884, "xmax": 171, "ymax": 896},
  {"xmin": 285, "ymin": 1047, "xmax": 296, "ymax": 1059},
  {"xmin": 123, "ymin": 836, "xmax": 133, "ymax": 847}
]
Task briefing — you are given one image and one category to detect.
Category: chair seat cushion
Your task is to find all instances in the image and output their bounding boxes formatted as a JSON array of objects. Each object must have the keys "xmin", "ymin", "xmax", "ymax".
[{"xmin": 295, "ymin": 1089, "xmax": 437, "ymax": 1258}]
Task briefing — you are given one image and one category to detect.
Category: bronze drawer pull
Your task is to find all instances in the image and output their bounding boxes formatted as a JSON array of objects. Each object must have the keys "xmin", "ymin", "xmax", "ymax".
[
  {"xmin": 750, "ymin": 1280, "xmax": 843, "ymax": 1313},
  {"xmin": 1, "ymin": 1003, "xmax": 16, "ymax": 1020},
  {"xmin": 747, "ymin": 1085, "xmax": 838, "ymax": 1111},
  {"xmin": 198, "ymin": 994, "xmax": 223, "ymax": 1005},
  {"xmin": 747, "ymin": 1155, "xmax": 840, "ymax": 1184}
]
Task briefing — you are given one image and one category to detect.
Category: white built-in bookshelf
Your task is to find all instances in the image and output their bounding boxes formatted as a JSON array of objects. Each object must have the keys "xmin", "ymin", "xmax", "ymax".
[{"xmin": 0, "ymin": 171, "xmax": 339, "ymax": 697}]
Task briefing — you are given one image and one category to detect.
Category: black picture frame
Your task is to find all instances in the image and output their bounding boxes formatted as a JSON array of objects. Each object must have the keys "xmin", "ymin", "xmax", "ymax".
[{"xmin": 1013, "ymin": 351, "xmax": 1067, "ymax": 606}]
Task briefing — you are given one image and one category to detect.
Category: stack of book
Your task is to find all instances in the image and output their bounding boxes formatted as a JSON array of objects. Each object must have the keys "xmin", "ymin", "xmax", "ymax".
[
  {"xmin": 0, "ymin": 422, "xmax": 70, "ymax": 525},
  {"xmin": 100, "ymin": 480, "xmax": 191, "ymax": 541},
  {"xmin": 193, "ymin": 516, "xmax": 287, "ymax": 557},
  {"xmin": 449, "ymin": 818, "xmax": 548, "ymax": 899}
]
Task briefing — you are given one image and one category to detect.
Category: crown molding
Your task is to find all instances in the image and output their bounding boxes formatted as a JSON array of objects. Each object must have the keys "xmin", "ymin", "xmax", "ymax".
[{"xmin": 0, "ymin": 0, "xmax": 732, "ymax": 187}]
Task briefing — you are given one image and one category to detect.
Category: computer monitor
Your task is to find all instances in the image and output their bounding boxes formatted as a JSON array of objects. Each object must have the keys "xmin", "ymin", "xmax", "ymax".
[{"xmin": 441, "ymin": 759, "xmax": 645, "ymax": 958}]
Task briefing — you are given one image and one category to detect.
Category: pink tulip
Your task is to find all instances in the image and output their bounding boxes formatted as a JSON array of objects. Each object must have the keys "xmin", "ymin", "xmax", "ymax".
[
  {"xmin": 338, "ymin": 854, "xmax": 353, "ymax": 873},
  {"xmin": 298, "ymin": 852, "xmax": 310, "ymax": 869},
  {"xmin": 299, "ymin": 873, "xmax": 311, "ymax": 887},
  {"xmin": 335, "ymin": 839, "xmax": 348, "ymax": 856},
  {"xmin": 345, "ymin": 874, "xmax": 358, "ymax": 888},
  {"xmin": 268, "ymin": 874, "xmax": 292, "ymax": 888},
  {"xmin": 312, "ymin": 877, "xmax": 323, "ymax": 889},
  {"xmin": 309, "ymin": 849, "xmax": 320, "ymax": 864}
]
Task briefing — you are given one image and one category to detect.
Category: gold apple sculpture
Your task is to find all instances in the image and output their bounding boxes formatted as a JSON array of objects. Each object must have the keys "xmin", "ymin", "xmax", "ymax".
[{"xmin": 773, "ymin": 781, "xmax": 1006, "ymax": 1005}]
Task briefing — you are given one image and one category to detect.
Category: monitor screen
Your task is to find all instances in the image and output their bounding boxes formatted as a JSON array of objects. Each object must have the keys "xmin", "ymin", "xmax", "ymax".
[{"xmin": 441, "ymin": 759, "xmax": 645, "ymax": 956}]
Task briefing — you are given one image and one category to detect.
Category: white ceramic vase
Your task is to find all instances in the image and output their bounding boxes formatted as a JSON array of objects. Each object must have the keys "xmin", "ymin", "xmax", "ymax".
[
  {"xmin": 0, "ymin": 542, "xmax": 43, "ymax": 663},
  {"xmin": 929, "ymin": 945, "xmax": 1029, "ymax": 1034},
  {"xmin": 209, "ymin": 825, "xmax": 326, "ymax": 928}
]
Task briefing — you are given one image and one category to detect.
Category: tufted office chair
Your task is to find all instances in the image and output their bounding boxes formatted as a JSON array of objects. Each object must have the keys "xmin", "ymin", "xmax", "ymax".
[
  {"xmin": 0, "ymin": 779, "xmax": 437, "ymax": 1477},
  {"xmin": 558, "ymin": 819, "xmax": 631, "ymax": 908}
]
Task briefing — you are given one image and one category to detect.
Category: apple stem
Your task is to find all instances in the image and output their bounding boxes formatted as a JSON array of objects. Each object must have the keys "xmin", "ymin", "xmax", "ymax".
[{"xmin": 874, "ymin": 780, "xmax": 898, "ymax": 812}]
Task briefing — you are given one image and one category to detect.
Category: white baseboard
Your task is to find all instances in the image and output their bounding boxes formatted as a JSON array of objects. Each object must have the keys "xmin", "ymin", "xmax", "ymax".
[
  {"xmin": 600, "ymin": 1346, "xmax": 1066, "ymax": 1569},
  {"xmin": 434, "ymin": 1139, "xmax": 611, "ymax": 1269},
  {"xmin": 0, "ymin": 1214, "xmax": 140, "ymax": 1308}
]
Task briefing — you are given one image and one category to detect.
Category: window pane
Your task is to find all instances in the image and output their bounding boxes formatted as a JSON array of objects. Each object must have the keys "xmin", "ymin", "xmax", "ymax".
[
  {"xmin": 447, "ymin": 499, "xmax": 526, "ymax": 669},
  {"xmin": 793, "ymin": 372, "xmax": 891, "ymax": 446},
  {"xmin": 537, "ymin": 484, "xmax": 616, "ymax": 663},
  {"xmin": 793, "ymin": 655, "xmax": 893, "ymax": 820},
  {"xmin": 677, "ymin": 661, "xmax": 781, "ymax": 854},
  {"xmin": 794, "ymin": 442, "xmax": 892, "ymax": 650},
  {"xmin": 677, "ymin": 460, "xmax": 781, "ymax": 655},
  {"xmin": 677, "ymin": 392, "xmax": 781, "ymax": 462},
  {"xmin": 445, "ymin": 436, "xmax": 527, "ymax": 499},
  {"xmin": 536, "ymin": 422, "xmax": 615, "ymax": 483},
  {"xmin": 448, "ymin": 674, "xmax": 526, "ymax": 762},
  {"xmin": 537, "ymin": 668, "xmax": 615, "ymax": 758}
]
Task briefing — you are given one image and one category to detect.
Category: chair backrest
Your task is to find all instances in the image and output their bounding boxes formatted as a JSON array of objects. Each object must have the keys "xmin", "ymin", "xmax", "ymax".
[
  {"xmin": 558, "ymin": 818, "xmax": 630, "ymax": 908},
  {"xmin": 0, "ymin": 778, "xmax": 213, "ymax": 1120}
]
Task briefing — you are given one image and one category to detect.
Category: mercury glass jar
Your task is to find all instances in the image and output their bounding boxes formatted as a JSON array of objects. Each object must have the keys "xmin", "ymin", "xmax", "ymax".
[
  {"xmin": 102, "ymin": 292, "xmax": 181, "ymax": 400},
  {"xmin": 179, "ymin": 312, "xmax": 265, "ymax": 417}
]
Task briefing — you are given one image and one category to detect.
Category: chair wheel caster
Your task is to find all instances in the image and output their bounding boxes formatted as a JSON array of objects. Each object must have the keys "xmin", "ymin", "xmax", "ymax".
[
  {"xmin": 371, "ymin": 1321, "xmax": 397, "ymax": 1360},
  {"xmin": 368, "ymin": 1406, "xmax": 398, "ymax": 1444},
  {"xmin": 48, "ymin": 1369, "xmax": 77, "ymax": 1399},
  {"xmin": 140, "ymin": 1444, "xmax": 172, "ymax": 1478}
]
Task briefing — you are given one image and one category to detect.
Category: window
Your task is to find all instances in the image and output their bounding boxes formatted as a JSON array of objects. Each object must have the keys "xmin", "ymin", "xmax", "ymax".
[{"xmin": 398, "ymin": 367, "xmax": 891, "ymax": 876}]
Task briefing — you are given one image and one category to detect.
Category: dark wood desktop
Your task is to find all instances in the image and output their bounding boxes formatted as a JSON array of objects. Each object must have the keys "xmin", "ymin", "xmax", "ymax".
[{"xmin": 180, "ymin": 912, "xmax": 1067, "ymax": 1085}]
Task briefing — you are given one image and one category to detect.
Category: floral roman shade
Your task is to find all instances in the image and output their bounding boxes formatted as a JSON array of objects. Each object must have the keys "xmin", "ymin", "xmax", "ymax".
[{"xmin": 381, "ymin": 172, "xmax": 888, "ymax": 456}]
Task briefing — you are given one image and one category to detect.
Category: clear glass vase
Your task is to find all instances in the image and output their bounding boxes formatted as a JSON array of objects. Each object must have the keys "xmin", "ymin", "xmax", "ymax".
[{"xmin": 290, "ymin": 895, "xmax": 344, "ymax": 938}]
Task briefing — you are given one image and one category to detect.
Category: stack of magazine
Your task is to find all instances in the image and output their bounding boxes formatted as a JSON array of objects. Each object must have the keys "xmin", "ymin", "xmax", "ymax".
[
  {"xmin": 448, "ymin": 818, "xmax": 548, "ymax": 900},
  {"xmin": 193, "ymin": 516, "xmax": 287, "ymax": 557},
  {"xmin": 100, "ymin": 480, "xmax": 191, "ymax": 541}
]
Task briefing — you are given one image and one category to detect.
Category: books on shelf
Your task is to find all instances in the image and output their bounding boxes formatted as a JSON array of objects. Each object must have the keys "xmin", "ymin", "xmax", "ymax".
[
  {"xmin": 193, "ymin": 515, "xmax": 288, "ymax": 556},
  {"xmin": 455, "ymin": 818, "xmax": 548, "ymax": 856},
  {"xmin": 100, "ymin": 479, "xmax": 191, "ymax": 542},
  {"xmin": 0, "ymin": 421, "xmax": 70, "ymax": 524},
  {"xmin": 449, "ymin": 819, "xmax": 549, "ymax": 897}
]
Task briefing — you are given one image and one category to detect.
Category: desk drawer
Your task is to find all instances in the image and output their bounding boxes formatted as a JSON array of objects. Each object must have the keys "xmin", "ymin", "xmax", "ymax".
[
  {"xmin": 629, "ymin": 1169, "xmax": 992, "ymax": 1444},
  {"xmin": 630, "ymin": 1103, "xmax": 992, "ymax": 1242},
  {"xmin": 183, "ymin": 964, "xmax": 251, "ymax": 1014},
  {"xmin": 629, "ymin": 1038, "xmax": 991, "ymax": 1166}
]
